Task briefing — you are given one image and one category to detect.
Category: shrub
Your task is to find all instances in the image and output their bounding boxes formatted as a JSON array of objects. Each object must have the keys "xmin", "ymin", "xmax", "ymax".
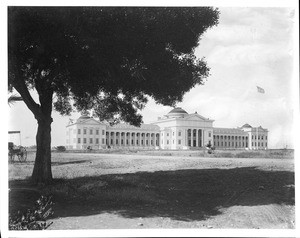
[
  {"xmin": 55, "ymin": 146, "xmax": 66, "ymax": 152},
  {"xmin": 9, "ymin": 195, "xmax": 54, "ymax": 230}
]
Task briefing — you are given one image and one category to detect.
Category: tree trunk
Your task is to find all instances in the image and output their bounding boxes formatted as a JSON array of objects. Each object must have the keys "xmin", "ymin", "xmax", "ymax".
[{"xmin": 31, "ymin": 118, "xmax": 53, "ymax": 184}]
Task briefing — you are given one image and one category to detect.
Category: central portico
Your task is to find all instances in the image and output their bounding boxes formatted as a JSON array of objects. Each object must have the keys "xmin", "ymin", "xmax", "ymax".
[{"xmin": 150, "ymin": 108, "xmax": 214, "ymax": 149}]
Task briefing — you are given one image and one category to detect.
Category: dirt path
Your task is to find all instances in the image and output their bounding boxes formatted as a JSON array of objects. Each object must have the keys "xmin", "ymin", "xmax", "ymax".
[{"xmin": 9, "ymin": 153, "xmax": 294, "ymax": 229}]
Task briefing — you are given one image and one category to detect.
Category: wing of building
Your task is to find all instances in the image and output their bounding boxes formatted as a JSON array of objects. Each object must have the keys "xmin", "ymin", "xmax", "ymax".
[{"xmin": 66, "ymin": 108, "xmax": 268, "ymax": 150}]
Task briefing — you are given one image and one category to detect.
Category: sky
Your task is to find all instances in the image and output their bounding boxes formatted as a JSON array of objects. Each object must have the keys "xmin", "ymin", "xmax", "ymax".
[{"xmin": 7, "ymin": 6, "xmax": 298, "ymax": 149}]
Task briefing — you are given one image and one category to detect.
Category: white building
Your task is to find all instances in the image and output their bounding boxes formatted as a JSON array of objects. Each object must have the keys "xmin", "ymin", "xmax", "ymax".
[{"xmin": 66, "ymin": 108, "xmax": 268, "ymax": 150}]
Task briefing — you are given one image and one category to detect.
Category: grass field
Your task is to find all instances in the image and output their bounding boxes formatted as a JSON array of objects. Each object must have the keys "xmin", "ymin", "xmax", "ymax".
[{"xmin": 9, "ymin": 149, "xmax": 294, "ymax": 229}]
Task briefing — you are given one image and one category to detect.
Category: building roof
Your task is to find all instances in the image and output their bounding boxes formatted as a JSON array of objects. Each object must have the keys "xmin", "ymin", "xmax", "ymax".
[
  {"xmin": 168, "ymin": 107, "xmax": 188, "ymax": 115},
  {"xmin": 213, "ymin": 127, "xmax": 248, "ymax": 135},
  {"xmin": 242, "ymin": 123, "xmax": 252, "ymax": 128},
  {"xmin": 108, "ymin": 123, "xmax": 160, "ymax": 131}
]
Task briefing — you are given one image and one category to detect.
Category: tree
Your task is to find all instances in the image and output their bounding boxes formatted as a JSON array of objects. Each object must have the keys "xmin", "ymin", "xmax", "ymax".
[{"xmin": 8, "ymin": 7, "xmax": 219, "ymax": 184}]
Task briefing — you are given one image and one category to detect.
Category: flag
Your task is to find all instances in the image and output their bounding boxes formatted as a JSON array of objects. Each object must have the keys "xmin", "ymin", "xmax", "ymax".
[{"xmin": 257, "ymin": 86, "xmax": 265, "ymax": 94}]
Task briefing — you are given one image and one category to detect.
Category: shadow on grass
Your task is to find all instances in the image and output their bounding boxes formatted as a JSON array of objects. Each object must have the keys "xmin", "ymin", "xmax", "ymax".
[
  {"xmin": 51, "ymin": 160, "xmax": 90, "ymax": 166},
  {"xmin": 9, "ymin": 167, "xmax": 294, "ymax": 222}
]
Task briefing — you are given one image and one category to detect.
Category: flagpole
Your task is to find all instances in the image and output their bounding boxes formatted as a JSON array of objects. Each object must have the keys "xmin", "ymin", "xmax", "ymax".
[{"xmin": 256, "ymin": 85, "xmax": 265, "ymax": 150}]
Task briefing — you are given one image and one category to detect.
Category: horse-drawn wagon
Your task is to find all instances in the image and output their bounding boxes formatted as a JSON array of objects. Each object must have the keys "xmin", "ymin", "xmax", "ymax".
[{"xmin": 8, "ymin": 131, "xmax": 27, "ymax": 163}]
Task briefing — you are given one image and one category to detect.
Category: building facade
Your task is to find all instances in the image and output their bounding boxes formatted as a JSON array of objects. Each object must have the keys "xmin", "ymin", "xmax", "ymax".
[{"xmin": 66, "ymin": 108, "xmax": 268, "ymax": 150}]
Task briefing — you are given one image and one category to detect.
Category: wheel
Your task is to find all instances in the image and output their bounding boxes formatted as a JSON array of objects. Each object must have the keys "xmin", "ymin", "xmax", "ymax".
[{"xmin": 18, "ymin": 147, "xmax": 27, "ymax": 162}]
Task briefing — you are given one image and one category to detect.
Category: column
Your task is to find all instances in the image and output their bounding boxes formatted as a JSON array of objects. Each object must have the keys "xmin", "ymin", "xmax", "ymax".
[{"xmin": 128, "ymin": 132, "xmax": 131, "ymax": 146}]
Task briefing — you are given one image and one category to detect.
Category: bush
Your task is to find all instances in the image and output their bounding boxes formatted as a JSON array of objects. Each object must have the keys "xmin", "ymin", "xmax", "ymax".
[
  {"xmin": 55, "ymin": 146, "xmax": 66, "ymax": 152},
  {"xmin": 9, "ymin": 195, "xmax": 54, "ymax": 230}
]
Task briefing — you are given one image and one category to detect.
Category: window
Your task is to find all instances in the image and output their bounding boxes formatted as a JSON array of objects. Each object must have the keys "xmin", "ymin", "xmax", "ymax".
[
  {"xmin": 90, "ymin": 138, "xmax": 93, "ymax": 144},
  {"xmin": 102, "ymin": 130, "xmax": 105, "ymax": 135},
  {"xmin": 78, "ymin": 129, "xmax": 81, "ymax": 134},
  {"xmin": 111, "ymin": 139, "xmax": 113, "ymax": 144},
  {"xmin": 225, "ymin": 142, "xmax": 227, "ymax": 146},
  {"xmin": 102, "ymin": 138, "xmax": 105, "ymax": 144},
  {"xmin": 78, "ymin": 138, "xmax": 81, "ymax": 143},
  {"xmin": 167, "ymin": 133, "xmax": 169, "ymax": 137},
  {"xmin": 136, "ymin": 140, "xmax": 139, "ymax": 145},
  {"xmin": 178, "ymin": 131, "xmax": 181, "ymax": 136},
  {"xmin": 90, "ymin": 129, "xmax": 93, "ymax": 135},
  {"xmin": 83, "ymin": 138, "xmax": 87, "ymax": 144},
  {"xmin": 121, "ymin": 139, "xmax": 124, "ymax": 145},
  {"xmin": 96, "ymin": 130, "xmax": 99, "ymax": 135},
  {"xmin": 173, "ymin": 132, "xmax": 174, "ymax": 136},
  {"xmin": 178, "ymin": 140, "xmax": 181, "ymax": 145},
  {"xmin": 209, "ymin": 132, "xmax": 211, "ymax": 137},
  {"xmin": 116, "ymin": 139, "xmax": 118, "ymax": 145},
  {"xmin": 83, "ymin": 129, "xmax": 87, "ymax": 134},
  {"xmin": 167, "ymin": 140, "xmax": 169, "ymax": 145},
  {"xmin": 258, "ymin": 142, "xmax": 260, "ymax": 146},
  {"xmin": 173, "ymin": 140, "xmax": 175, "ymax": 144},
  {"xmin": 96, "ymin": 138, "xmax": 99, "ymax": 144}
]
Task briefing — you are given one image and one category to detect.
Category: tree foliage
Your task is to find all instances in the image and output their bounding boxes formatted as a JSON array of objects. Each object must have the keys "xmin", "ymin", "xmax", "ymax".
[
  {"xmin": 8, "ymin": 7, "xmax": 219, "ymax": 126},
  {"xmin": 8, "ymin": 7, "xmax": 219, "ymax": 183}
]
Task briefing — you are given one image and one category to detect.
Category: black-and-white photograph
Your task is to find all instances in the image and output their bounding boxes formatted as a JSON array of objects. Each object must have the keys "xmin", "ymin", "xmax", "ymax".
[{"xmin": 2, "ymin": 0, "xmax": 299, "ymax": 237}]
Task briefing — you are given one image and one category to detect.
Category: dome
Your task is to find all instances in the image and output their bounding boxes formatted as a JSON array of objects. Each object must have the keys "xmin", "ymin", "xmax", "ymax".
[
  {"xmin": 166, "ymin": 107, "xmax": 188, "ymax": 118},
  {"xmin": 76, "ymin": 115, "xmax": 91, "ymax": 122},
  {"xmin": 242, "ymin": 123, "xmax": 252, "ymax": 128},
  {"xmin": 168, "ymin": 107, "xmax": 188, "ymax": 115}
]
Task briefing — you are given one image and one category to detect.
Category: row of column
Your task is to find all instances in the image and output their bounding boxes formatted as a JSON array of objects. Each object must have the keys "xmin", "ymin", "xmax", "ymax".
[
  {"xmin": 106, "ymin": 131, "xmax": 160, "ymax": 147},
  {"xmin": 185, "ymin": 129, "xmax": 204, "ymax": 147},
  {"xmin": 214, "ymin": 135, "xmax": 248, "ymax": 148}
]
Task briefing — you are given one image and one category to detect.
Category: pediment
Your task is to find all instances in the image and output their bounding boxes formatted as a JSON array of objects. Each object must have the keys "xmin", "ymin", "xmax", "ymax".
[{"xmin": 184, "ymin": 114, "xmax": 212, "ymax": 122}]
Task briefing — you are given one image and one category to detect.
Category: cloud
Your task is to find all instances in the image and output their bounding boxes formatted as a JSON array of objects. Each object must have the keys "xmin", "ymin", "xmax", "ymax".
[{"xmin": 207, "ymin": 43, "xmax": 290, "ymax": 66}]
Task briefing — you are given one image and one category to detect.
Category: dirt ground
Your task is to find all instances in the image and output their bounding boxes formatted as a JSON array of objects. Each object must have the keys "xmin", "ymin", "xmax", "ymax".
[{"xmin": 9, "ymin": 151, "xmax": 294, "ymax": 229}]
